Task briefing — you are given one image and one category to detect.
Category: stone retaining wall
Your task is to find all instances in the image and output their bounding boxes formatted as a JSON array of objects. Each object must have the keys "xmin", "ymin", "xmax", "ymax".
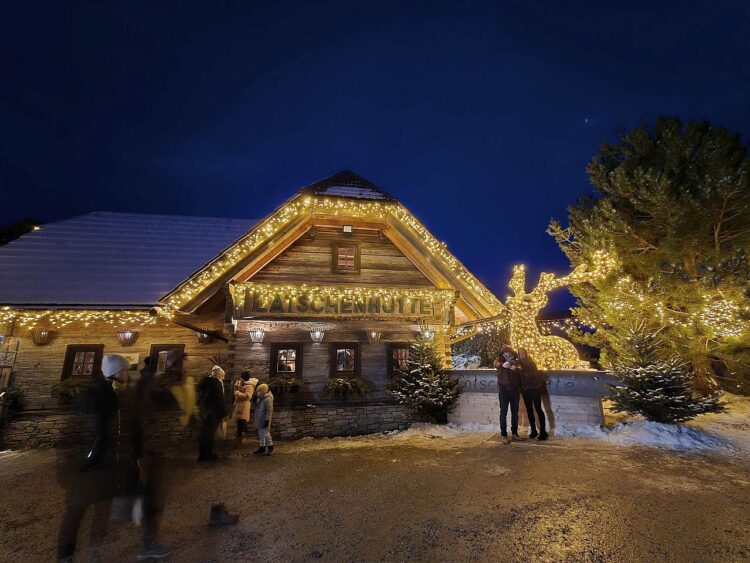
[
  {"xmin": 447, "ymin": 369, "xmax": 613, "ymax": 433},
  {"xmin": 0, "ymin": 402, "xmax": 415, "ymax": 449}
]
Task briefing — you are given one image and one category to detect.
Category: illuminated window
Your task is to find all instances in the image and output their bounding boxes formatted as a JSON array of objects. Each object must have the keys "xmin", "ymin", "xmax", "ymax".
[
  {"xmin": 149, "ymin": 344, "xmax": 185, "ymax": 375},
  {"xmin": 332, "ymin": 242, "xmax": 360, "ymax": 273},
  {"xmin": 388, "ymin": 343, "xmax": 411, "ymax": 377},
  {"xmin": 271, "ymin": 344, "xmax": 302, "ymax": 377},
  {"xmin": 62, "ymin": 344, "xmax": 103, "ymax": 379},
  {"xmin": 330, "ymin": 342, "xmax": 359, "ymax": 377}
]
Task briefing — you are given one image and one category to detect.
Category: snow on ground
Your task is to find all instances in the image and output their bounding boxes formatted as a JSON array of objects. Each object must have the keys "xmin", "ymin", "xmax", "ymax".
[{"xmin": 451, "ymin": 353, "xmax": 483, "ymax": 369}]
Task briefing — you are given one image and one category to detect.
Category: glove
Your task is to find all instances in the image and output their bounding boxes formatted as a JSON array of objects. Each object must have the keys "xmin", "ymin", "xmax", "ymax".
[
  {"xmin": 263, "ymin": 420, "xmax": 269, "ymax": 429},
  {"xmin": 502, "ymin": 361, "xmax": 510, "ymax": 368}
]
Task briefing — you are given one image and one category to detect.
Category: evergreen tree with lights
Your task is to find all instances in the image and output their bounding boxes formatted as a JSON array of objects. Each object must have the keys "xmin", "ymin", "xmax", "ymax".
[
  {"xmin": 387, "ymin": 335, "xmax": 459, "ymax": 423},
  {"xmin": 549, "ymin": 117, "xmax": 750, "ymax": 393},
  {"xmin": 607, "ymin": 321, "xmax": 723, "ymax": 423}
]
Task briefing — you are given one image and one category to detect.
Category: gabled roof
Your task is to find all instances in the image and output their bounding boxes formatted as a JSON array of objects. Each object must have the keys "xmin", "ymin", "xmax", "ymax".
[
  {"xmin": 0, "ymin": 212, "xmax": 256, "ymax": 307},
  {"xmin": 301, "ymin": 170, "xmax": 396, "ymax": 201}
]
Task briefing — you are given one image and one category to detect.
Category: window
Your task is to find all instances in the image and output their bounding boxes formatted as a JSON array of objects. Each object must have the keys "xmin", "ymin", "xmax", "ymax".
[
  {"xmin": 388, "ymin": 343, "xmax": 411, "ymax": 377},
  {"xmin": 62, "ymin": 344, "xmax": 104, "ymax": 379},
  {"xmin": 270, "ymin": 343, "xmax": 302, "ymax": 377},
  {"xmin": 149, "ymin": 344, "xmax": 185, "ymax": 375},
  {"xmin": 332, "ymin": 242, "xmax": 360, "ymax": 273},
  {"xmin": 329, "ymin": 342, "xmax": 360, "ymax": 377}
]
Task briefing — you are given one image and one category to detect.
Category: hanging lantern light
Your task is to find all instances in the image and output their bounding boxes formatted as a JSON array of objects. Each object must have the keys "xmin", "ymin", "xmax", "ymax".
[
  {"xmin": 309, "ymin": 328, "xmax": 325, "ymax": 343},
  {"xmin": 30, "ymin": 327, "xmax": 52, "ymax": 346},
  {"xmin": 418, "ymin": 322, "xmax": 435, "ymax": 341},
  {"xmin": 116, "ymin": 329, "xmax": 139, "ymax": 346},
  {"xmin": 367, "ymin": 330, "xmax": 382, "ymax": 343},
  {"xmin": 249, "ymin": 327, "xmax": 266, "ymax": 343},
  {"xmin": 196, "ymin": 331, "xmax": 214, "ymax": 344}
]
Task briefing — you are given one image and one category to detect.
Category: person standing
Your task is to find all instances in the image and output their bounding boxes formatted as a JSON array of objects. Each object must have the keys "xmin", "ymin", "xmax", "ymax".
[
  {"xmin": 232, "ymin": 371, "xmax": 258, "ymax": 448},
  {"xmin": 518, "ymin": 347, "xmax": 548, "ymax": 441},
  {"xmin": 252, "ymin": 383, "xmax": 274, "ymax": 456},
  {"xmin": 494, "ymin": 344, "xmax": 523, "ymax": 445},
  {"xmin": 197, "ymin": 365, "xmax": 228, "ymax": 461}
]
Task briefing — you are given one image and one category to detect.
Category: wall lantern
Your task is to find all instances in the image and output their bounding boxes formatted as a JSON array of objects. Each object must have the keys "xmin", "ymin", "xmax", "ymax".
[
  {"xmin": 30, "ymin": 327, "xmax": 52, "ymax": 346},
  {"xmin": 309, "ymin": 328, "xmax": 326, "ymax": 343},
  {"xmin": 249, "ymin": 328, "xmax": 266, "ymax": 344},
  {"xmin": 367, "ymin": 330, "xmax": 382, "ymax": 343},
  {"xmin": 116, "ymin": 330, "xmax": 139, "ymax": 346},
  {"xmin": 418, "ymin": 322, "xmax": 435, "ymax": 341},
  {"xmin": 196, "ymin": 331, "xmax": 214, "ymax": 344}
]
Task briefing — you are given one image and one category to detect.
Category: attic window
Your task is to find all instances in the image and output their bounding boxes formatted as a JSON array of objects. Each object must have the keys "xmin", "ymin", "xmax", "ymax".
[{"xmin": 332, "ymin": 242, "xmax": 360, "ymax": 273}]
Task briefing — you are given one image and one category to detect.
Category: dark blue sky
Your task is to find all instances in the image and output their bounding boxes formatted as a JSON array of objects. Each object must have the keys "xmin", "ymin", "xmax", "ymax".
[{"xmin": 2, "ymin": 1, "xmax": 749, "ymax": 308}]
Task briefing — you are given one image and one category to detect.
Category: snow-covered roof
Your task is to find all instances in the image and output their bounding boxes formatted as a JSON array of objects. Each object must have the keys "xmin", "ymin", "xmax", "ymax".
[
  {"xmin": 0, "ymin": 212, "xmax": 256, "ymax": 307},
  {"xmin": 303, "ymin": 170, "xmax": 395, "ymax": 201}
]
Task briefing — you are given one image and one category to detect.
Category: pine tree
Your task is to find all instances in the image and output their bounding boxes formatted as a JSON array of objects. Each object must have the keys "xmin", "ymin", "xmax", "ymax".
[
  {"xmin": 607, "ymin": 321, "xmax": 723, "ymax": 423},
  {"xmin": 387, "ymin": 335, "xmax": 459, "ymax": 423},
  {"xmin": 548, "ymin": 117, "xmax": 750, "ymax": 393}
]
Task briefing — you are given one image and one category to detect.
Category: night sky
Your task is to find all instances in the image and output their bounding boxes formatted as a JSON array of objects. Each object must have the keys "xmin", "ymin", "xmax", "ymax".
[{"xmin": 2, "ymin": 1, "xmax": 749, "ymax": 309}]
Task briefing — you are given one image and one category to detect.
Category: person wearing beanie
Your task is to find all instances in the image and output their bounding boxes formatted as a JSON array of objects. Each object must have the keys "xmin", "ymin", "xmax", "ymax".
[
  {"xmin": 252, "ymin": 383, "xmax": 275, "ymax": 455},
  {"xmin": 232, "ymin": 372, "xmax": 258, "ymax": 448},
  {"xmin": 197, "ymin": 365, "xmax": 228, "ymax": 461}
]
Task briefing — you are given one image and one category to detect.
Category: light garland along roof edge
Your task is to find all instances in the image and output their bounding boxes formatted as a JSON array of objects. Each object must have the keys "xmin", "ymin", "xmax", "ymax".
[{"xmin": 160, "ymin": 171, "xmax": 505, "ymax": 320}]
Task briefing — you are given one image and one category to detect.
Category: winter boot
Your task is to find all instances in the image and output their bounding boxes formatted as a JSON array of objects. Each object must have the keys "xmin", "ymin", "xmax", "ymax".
[
  {"xmin": 512, "ymin": 433, "xmax": 524, "ymax": 441},
  {"xmin": 208, "ymin": 503, "xmax": 239, "ymax": 527},
  {"xmin": 265, "ymin": 445, "xmax": 274, "ymax": 456},
  {"xmin": 501, "ymin": 436, "xmax": 510, "ymax": 445},
  {"xmin": 537, "ymin": 431, "xmax": 549, "ymax": 441},
  {"xmin": 529, "ymin": 429, "xmax": 538, "ymax": 439},
  {"xmin": 252, "ymin": 446, "xmax": 265, "ymax": 455}
]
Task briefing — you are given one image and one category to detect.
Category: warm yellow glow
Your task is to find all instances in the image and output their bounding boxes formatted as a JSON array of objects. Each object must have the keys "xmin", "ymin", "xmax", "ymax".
[
  {"xmin": 0, "ymin": 307, "xmax": 159, "ymax": 329},
  {"xmin": 162, "ymin": 195, "xmax": 504, "ymax": 314},
  {"xmin": 505, "ymin": 251, "xmax": 618, "ymax": 369}
]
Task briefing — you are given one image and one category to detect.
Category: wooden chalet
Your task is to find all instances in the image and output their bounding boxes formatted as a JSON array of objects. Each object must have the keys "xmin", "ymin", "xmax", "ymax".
[{"xmin": 0, "ymin": 171, "xmax": 503, "ymax": 444}]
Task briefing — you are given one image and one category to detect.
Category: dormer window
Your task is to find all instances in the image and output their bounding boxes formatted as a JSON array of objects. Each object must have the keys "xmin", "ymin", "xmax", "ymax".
[{"xmin": 332, "ymin": 242, "xmax": 360, "ymax": 273}]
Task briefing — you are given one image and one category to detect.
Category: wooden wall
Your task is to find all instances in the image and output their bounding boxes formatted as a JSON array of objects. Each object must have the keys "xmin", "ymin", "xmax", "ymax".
[
  {"xmin": 249, "ymin": 226, "xmax": 433, "ymax": 287},
  {"xmin": 6, "ymin": 312, "xmax": 228, "ymax": 408}
]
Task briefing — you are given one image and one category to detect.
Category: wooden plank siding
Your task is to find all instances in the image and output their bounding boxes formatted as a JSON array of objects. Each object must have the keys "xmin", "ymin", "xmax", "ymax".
[{"xmin": 249, "ymin": 226, "xmax": 434, "ymax": 287}]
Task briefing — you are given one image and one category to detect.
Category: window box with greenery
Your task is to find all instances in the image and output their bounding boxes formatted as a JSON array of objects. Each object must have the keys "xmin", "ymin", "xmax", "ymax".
[
  {"xmin": 325, "ymin": 377, "xmax": 373, "ymax": 400},
  {"xmin": 268, "ymin": 375, "xmax": 301, "ymax": 398}
]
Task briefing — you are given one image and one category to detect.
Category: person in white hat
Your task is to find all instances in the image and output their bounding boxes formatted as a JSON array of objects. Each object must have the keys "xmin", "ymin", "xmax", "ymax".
[{"xmin": 196, "ymin": 365, "xmax": 229, "ymax": 461}]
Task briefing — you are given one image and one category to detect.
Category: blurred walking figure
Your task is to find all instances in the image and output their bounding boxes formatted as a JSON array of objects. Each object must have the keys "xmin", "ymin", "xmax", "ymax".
[
  {"xmin": 252, "ymin": 383, "xmax": 274, "ymax": 455},
  {"xmin": 494, "ymin": 344, "xmax": 523, "ymax": 444},
  {"xmin": 233, "ymin": 371, "xmax": 258, "ymax": 448},
  {"xmin": 197, "ymin": 365, "xmax": 228, "ymax": 461},
  {"xmin": 518, "ymin": 347, "xmax": 548, "ymax": 441}
]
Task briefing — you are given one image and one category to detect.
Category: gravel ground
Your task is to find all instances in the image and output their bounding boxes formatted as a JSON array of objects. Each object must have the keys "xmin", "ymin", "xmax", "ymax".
[{"xmin": 1, "ymin": 431, "xmax": 749, "ymax": 562}]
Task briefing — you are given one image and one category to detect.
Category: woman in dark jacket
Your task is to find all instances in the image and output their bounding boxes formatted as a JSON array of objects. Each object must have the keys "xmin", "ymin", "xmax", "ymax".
[
  {"xmin": 494, "ymin": 344, "xmax": 523, "ymax": 444},
  {"xmin": 518, "ymin": 348, "xmax": 548, "ymax": 440}
]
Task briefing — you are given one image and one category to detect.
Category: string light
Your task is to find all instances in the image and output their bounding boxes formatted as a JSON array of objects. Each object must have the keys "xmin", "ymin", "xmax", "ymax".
[
  {"xmin": 505, "ymin": 251, "xmax": 618, "ymax": 369},
  {"xmin": 0, "ymin": 307, "xmax": 159, "ymax": 329},
  {"xmin": 163, "ymin": 195, "xmax": 504, "ymax": 315}
]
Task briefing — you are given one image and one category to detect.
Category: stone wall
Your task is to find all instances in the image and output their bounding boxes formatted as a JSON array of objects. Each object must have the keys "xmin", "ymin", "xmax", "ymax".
[
  {"xmin": 0, "ymin": 402, "xmax": 415, "ymax": 449},
  {"xmin": 447, "ymin": 369, "xmax": 615, "ymax": 433}
]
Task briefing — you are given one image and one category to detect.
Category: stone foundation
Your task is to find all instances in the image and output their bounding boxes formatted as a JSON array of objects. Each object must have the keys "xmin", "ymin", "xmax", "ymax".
[{"xmin": 0, "ymin": 402, "xmax": 416, "ymax": 449}]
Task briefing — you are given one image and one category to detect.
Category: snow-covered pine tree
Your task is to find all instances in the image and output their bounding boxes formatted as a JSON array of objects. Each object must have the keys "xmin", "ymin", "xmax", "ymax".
[
  {"xmin": 387, "ymin": 335, "xmax": 459, "ymax": 423},
  {"xmin": 607, "ymin": 321, "xmax": 723, "ymax": 423}
]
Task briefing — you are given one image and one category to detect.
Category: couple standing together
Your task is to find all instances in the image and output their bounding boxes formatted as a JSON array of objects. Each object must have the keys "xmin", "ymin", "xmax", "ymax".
[
  {"xmin": 197, "ymin": 366, "xmax": 275, "ymax": 461},
  {"xmin": 494, "ymin": 344, "xmax": 548, "ymax": 444}
]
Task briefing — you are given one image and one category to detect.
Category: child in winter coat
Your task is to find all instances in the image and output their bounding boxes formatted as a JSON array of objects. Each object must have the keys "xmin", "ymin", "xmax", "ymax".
[
  {"xmin": 252, "ymin": 383, "xmax": 274, "ymax": 456},
  {"xmin": 232, "ymin": 372, "xmax": 258, "ymax": 447}
]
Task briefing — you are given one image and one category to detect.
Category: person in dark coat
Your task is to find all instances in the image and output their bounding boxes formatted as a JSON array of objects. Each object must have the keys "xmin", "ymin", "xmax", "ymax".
[
  {"xmin": 494, "ymin": 344, "xmax": 523, "ymax": 444},
  {"xmin": 197, "ymin": 365, "xmax": 228, "ymax": 461},
  {"xmin": 518, "ymin": 347, "xmax": 548, "ymax": 441}
]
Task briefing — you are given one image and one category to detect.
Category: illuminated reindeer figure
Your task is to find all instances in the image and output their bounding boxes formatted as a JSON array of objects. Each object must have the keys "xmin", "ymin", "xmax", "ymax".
[{"xmin": 506, "ymin": 251, "xmax": 616, "ymax": 369}]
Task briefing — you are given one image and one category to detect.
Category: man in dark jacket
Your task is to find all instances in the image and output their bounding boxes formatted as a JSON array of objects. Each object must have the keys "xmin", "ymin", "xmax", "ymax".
[
  {"xmin": 494, "ymin": 344, "xmax": 523, "ymax": 444},
  {"xmin": 518, "ymin": 348, "xmax": 548, "ymax": 440},
  {"xmin": 197, "ymin": 365, "xmax": 228, "ymax": 461}
]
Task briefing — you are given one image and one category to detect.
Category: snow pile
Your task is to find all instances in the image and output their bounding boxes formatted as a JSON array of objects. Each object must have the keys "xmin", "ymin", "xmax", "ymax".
[
  {"xmin": 556, "ymin": 421, "xmax": 732, "ymax": 452},
  {"xmin": 688, "ymin": 393, "xmax": 750, "ymax": 453},
  {"xmin": 451, "ymin": 354, "xmax": 483, "ymax": 370},
  {"xmin": 391, "ymin": 422, "xmax": 495, "ymax": 439}
]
